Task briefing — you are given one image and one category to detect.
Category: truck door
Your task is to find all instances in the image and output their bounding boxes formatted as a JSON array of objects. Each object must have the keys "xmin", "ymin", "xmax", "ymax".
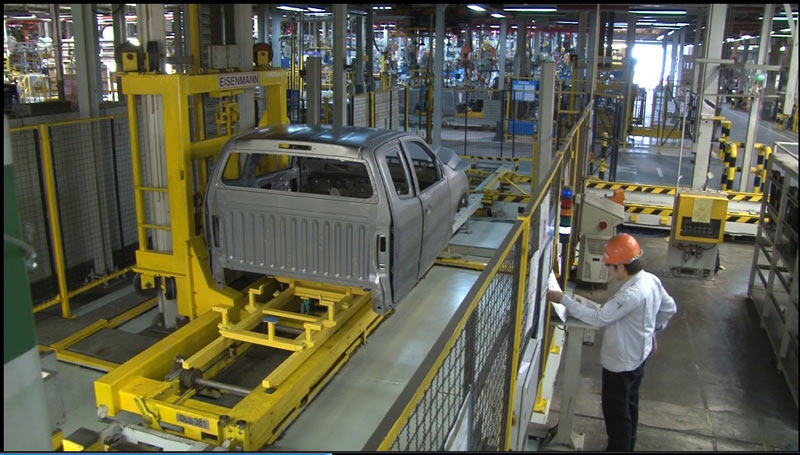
[
  {"xmin": 400, "ymin": 139, "xmax": 451, "ymax": 278},
  {"xmin": 375, "ymin": 142, "xmax": 423, "ymax": 302}
]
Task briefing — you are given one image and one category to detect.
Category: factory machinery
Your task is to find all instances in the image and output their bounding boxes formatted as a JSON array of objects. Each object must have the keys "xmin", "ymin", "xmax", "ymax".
[
  {"xmin": 57, "ymin": 48, "xmax": 393, "ymax": 450},
  {"xmin": 61, "ymin": 46, "xmax": 559, "ymax": 450}
]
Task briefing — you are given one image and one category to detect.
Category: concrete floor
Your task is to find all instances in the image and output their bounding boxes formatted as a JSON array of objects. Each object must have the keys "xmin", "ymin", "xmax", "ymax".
[{"xmin": 545, "ymin": 233, "xmax": 799, "ymax": 451}]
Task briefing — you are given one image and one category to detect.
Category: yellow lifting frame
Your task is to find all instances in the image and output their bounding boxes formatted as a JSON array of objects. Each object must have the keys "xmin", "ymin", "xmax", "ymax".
[
  {"xmin": 121, "ymin": 70, "xmax": 288, "ymax": 320},
  {"xmin": 95, "ymin": 286, "xmax": 383, "ymax": 450}
]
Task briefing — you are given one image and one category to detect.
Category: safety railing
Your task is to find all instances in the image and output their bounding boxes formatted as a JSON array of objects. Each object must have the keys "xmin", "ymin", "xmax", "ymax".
[
  {"xmin": 9, "ymin": 115, "xmax": 138, "ymax": 318},
  {"xmin": 364, "ymin": 101, "xmax": 593, "ymax": 451}
]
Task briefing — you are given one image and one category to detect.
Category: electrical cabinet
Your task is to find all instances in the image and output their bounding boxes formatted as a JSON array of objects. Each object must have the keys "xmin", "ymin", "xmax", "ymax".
[
  {"xmin": 667, "ymin": 190, "xmax": 729, "ymax": 278},
  {"xmin": 747, "ymin": 146, "xmax": 798, "ymax": 408}
]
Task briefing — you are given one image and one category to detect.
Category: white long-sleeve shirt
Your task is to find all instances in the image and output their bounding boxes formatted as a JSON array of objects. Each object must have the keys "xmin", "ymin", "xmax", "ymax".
[{"xmin": 561, "ymin": 270, "xmax": 677, "ymax": 373}]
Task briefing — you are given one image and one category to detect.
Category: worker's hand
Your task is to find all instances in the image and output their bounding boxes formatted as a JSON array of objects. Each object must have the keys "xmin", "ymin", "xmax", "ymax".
[
  {"xmin": 652, "ymin": 335, "xmax": 658, "ymax": 355},
  {"xmin": 546, "ymin": 289, "xmax": 564, "ymax": 303}
]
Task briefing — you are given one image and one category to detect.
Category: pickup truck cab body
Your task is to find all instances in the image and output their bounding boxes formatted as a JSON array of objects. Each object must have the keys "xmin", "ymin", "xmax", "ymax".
[{"xmin": 205, "ymin": 124, "xmax": 469, "ymax": 314}]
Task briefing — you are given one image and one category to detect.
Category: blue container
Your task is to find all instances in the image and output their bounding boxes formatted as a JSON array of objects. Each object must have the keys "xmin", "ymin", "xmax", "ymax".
[{"xmin": 510, "ymin": 120, "xmax": 536, "ymax": 135}]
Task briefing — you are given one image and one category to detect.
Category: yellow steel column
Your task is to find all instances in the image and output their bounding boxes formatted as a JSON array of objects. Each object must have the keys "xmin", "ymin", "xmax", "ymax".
[
  {"xmin": 168, "ymin": 78, "xmax": 195, "ymax": 318},
  {"xmin": 38, "ymin": 124, "xmax": 72, "ymax": 318},
  {"xmin": 505, "ymin": 217, "xmax": 530, "ymax": 450}
]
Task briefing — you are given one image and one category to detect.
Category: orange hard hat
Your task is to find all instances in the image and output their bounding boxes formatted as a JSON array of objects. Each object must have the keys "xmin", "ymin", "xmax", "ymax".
[{"xmin": 603, "ymin": 233, "xmax": 643, "ymax": 265}]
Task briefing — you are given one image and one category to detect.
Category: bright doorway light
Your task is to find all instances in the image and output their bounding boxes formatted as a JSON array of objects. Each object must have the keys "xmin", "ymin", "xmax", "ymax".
[{"xmin": 632, "ymin": 43, "xmax": 667, "ymax": 89}]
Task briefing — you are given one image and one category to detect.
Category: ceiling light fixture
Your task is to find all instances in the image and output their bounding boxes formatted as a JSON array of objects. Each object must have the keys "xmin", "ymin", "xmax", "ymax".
[
  {"xmin": 467, "ymin": 4, "xmax": 487, "ymax": 12},
  {"xmin": 306, "ymin": 6, "xmax": 325, "ymax": 12},
  {"xmin": 491, "ymin": 13, "xmax": 506, "ymax": 19},
  {"xmin": 629, "ymin": 9, "xmax": 686, "ymax": 15},
  {"xmin": 277, "ymin": 5, "xmax": 304, "ymax": 12},
  {"xmin": 504, "ymin": 7, "xmax": 557, "ymax": 13}
]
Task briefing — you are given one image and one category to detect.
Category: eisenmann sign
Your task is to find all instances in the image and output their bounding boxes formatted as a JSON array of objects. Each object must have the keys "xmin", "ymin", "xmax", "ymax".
[{"xmin": 218, "ymin": 72, "xmax": 260, "ymax": 90}]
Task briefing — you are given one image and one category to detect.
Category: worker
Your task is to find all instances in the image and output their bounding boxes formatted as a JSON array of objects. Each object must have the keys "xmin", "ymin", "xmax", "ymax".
[{"xmin": 546, "ymin": 233, "xmax": 677, "ymax": 452}]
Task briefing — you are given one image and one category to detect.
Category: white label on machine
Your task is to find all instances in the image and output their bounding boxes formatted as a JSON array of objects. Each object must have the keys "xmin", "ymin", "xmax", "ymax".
[
  {"xmin": 218, "ymin": 72, "xmax": 260, "ymax": 89},
  {"xmin": 692, "ymin": 198, "xmax": 713, "ymax": 223}
]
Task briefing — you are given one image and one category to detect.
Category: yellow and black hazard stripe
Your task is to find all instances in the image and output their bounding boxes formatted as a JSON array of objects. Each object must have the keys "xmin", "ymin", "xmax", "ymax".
[
  {"xmin": 624, "ymin": 205, "xmax": 759, "ymax": 224},
  {"xmin": 725, "ymin": 214, "xmax": 759, "ymax": 224},
  {"xmin": 727, "ymin": 193, "xmax": 762, "ymax": 202},
  {"xmin": 587, "ymin": 180, "xmax": 677, "ymax": 195},
  {"xmin": 626, "ymin": 205, "xmax": 673, "ymax": 216},
  {"xmin": 496, "ymin": 195, "xmax": 530, "ymax": 203},
  {"xmin": 587, "ymin": 179, "xmax": 763, "ymax": 202},
  {"xmin": 512, "ymin": 175, "xmax": 532, "ymax": 183},
  {"xmin": 471, "ymin": 156, "xmax": 520, "ymax": 162}
]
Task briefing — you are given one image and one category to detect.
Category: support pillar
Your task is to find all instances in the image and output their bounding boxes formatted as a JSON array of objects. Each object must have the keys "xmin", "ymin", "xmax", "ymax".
[
  {"xmin": 112, "ymin": 3, "xmax": 126, "ymax": 46},
  {"xmin": 676, "ymin": 28, "xmax": 686, "ymax": 87},
  {"xmin": 272, "ymin": 7, "xmax": 282, "ymax": 68},
  {"xmin": 306, "ymin": 57, "xmax": 321, "ymax": 127},
  {"xmin": 585, "ymin": 6, "xmax": 601, "ymax": 160},
  {"xmin": 333, "ymin": 4, "xmax": 347, "ymax": 127},
  {"xmin": 585, "ymin": 12, "xmax": 599, "ymax": 107},
  {"xmin": 537, "ymin": 62, "xmax": 556, "ymax": 188},
  {"xmin": 354, "ymin": 16, "xmax": 364, "ymax": 93},
  {"xmin": 498, "ymin": 18, "xmax": 507, "ymax": 91},
  {"xmin": 782, "ymin": 4, "xmax": 798, "ymax": 117},
  {"xmin": 432, "ymin": 4, "xmax": 445, "ymax": 148},
  {"xmin": 50, "ymin": 4, "xmax": 65, "ymax": 101},
  {"xmin": 669, "ymin": 31, "xmax": 679, "ymax": 85},
  {"xmin": 256, "ymin": 4, "xmax": 268, "ymax": 116},
  {"xmin": 366, "ymin": 8, "xmax": 374, "ymax": 91},
  {"xmin": 71, "ymin": 4, "xmax": 102, "ymax": 117},
  {"xmin": 257, "ymin": 5, "xmax": 268, "ymax": 43},
  {"xmin": 691, "ymin": 4, "xmax": 727, "ymax": 190},
  {"xmin": 234, "ymin": 4, "xmax": 255, "ymax": 130},
  {"xmin": 577, "ymin": 11, "xmax": 588, "ymax": 84},
  {"xmin": 741, "ymin": 4, "xmax": 774, "ymax": 192},
  {"xmin": 514, "ymin": 18, "xmax": 528, "ymax": 78},
  {"xmin": 621, "ymin": 13, "xmax": 637, "ymax": 141}
]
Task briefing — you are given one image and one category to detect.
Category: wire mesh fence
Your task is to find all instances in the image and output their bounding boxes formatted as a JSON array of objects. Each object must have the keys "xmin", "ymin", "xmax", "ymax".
[
  {"xmin": 384, "ymin": 231, "xmax": 522, "ymax": 451},
  {"xmin": 9, "ymin": 117, "xmax": 139, "ymax": 311},
  {"xmin": 10, "ymin": 128, "xmax": 56, "ymax": 301}
]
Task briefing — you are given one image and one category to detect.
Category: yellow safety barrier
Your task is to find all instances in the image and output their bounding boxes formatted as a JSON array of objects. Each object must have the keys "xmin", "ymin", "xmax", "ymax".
[{"xmin": 751, "ymin": 144, "xmax": 772, "ymax": 194}]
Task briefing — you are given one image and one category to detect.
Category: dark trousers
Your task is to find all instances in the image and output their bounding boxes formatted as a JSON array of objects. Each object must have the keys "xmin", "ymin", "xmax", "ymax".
[{"xmin": 602, "ymin": 360, "xmax": 647, "ymax": 452}]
